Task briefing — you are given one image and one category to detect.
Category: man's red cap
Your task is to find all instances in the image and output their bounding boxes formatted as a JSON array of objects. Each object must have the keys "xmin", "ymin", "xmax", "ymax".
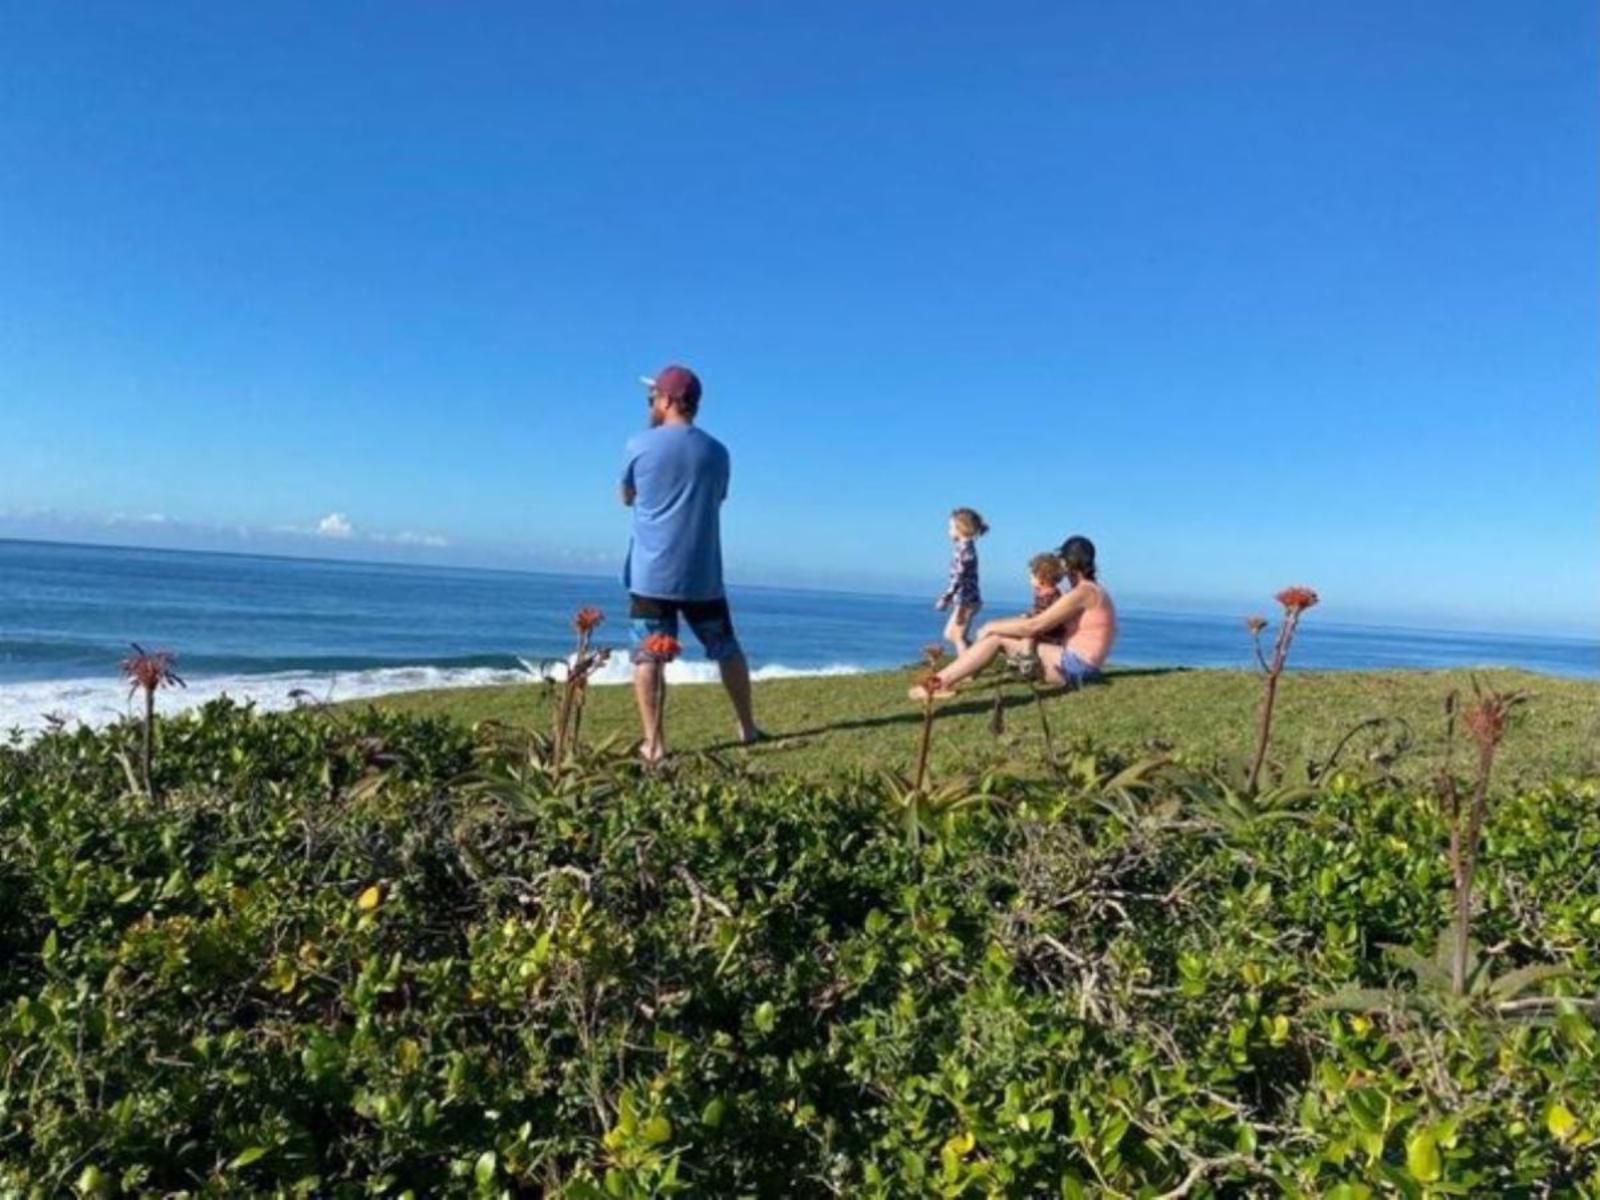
[{"xmin": 641, "ymin": 364, "xmax": 702, "ymax": 407}]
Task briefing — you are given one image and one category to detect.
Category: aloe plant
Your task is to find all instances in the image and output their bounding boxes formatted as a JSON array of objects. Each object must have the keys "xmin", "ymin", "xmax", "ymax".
[
  {"xmin": 1311, "ymin": 928, "xmax": 1578, "ymax": 1021},
  {"xmin": 881, "ymin": 771, "xmax": 989, "ymax": 849},
  {"xmin": 1175, "ymin": 771, "xmax": 1317, "ymax": 837}
]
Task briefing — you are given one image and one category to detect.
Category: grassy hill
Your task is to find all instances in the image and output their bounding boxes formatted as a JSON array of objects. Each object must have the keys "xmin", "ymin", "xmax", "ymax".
[{"xmin": 367, "ymin": 665, "xmax": 1600, "ymax": 784}]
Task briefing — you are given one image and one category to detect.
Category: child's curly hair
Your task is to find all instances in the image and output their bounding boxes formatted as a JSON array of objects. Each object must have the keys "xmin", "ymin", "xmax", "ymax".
[
  {"xmin": 950, "ymin": 507, "xmax": 989, "ymax": 538},
  {"xmin": 1028, "ymin": 552, "xmax": 1065, "ymax": 585}
]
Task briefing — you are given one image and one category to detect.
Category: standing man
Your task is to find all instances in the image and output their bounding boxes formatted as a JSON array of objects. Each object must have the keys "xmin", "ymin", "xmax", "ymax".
[{"xmin": 622, "ymin": 364, "xmax": 761, "ymax": 762}]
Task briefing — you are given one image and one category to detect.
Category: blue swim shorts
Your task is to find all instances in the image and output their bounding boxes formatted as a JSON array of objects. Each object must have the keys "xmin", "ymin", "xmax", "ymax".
[
  {"xmin": 628, "ymin": 594, "xmax": 742, "ymax": 664},
  {"xmin": 1056, "ymin": 649, "xmax": 1101, "ymax": 689}
]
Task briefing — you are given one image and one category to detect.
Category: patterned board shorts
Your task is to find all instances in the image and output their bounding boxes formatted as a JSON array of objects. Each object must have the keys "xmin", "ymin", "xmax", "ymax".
[{"xmin": 628, "ymin": 594, "xmax": 742, "ymax": 664}]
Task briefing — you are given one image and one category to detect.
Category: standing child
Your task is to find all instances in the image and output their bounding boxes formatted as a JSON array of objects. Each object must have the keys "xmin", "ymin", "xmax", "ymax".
[{"xmin": 935, "ymin": 507, "xmax": 989, "ymax": 653}]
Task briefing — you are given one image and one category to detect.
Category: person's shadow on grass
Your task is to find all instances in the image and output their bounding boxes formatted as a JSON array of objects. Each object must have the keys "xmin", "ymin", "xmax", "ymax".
[{"xmin": 701, "ymin": 666, "xmax": 1186, "ymax": 752}]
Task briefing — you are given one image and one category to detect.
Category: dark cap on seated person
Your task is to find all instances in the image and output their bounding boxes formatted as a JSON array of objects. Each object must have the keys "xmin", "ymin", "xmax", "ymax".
[{"xmin": 639, "ymin": 364, "xmax": 703, "ymax": 407}]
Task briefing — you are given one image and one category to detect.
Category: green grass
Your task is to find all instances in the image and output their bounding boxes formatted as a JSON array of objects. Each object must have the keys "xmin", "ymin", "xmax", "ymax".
[{"xmin": 362, "ymin": 665, "xmax": 1600, "ymax": 784}]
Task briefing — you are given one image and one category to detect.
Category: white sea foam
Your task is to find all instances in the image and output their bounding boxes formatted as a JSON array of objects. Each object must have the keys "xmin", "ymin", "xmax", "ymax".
[{"xmin": 0, "ymin": 659, "xmax": 867, "ymax": 739}]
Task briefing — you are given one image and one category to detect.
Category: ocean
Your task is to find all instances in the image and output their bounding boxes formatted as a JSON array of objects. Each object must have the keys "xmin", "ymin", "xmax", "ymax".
[{"xmin": 1, "ymin": 538, "xmax": 1595, "ymax": 735}]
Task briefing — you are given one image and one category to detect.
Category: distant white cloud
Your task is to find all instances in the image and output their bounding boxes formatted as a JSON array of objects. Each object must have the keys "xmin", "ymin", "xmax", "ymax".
[
  {"xmin": 108, "ymin": 512, "xmax": 171, "ymax": 525},
  {"xmin": 275, "ymin": 514, "xmax": 447, "ymax": 549},
  {"xmin": 316, "ymin": 512, "xmax": 354, "ymax": 539}
]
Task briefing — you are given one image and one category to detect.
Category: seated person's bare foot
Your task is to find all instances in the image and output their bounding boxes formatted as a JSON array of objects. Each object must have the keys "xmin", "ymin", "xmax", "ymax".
[
  {"xmin": 1006, "ymin": 650, "xmax": 1041, "ymax": 680},
  {"xmin": 907, "ymin": 680, "xmax": 956, "ymax": 702}
]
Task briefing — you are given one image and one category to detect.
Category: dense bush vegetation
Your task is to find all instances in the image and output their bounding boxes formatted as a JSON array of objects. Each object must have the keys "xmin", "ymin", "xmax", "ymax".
[{"xmin": 2, "ymin": 700, "xmax": 1597, "ymax": 1196}]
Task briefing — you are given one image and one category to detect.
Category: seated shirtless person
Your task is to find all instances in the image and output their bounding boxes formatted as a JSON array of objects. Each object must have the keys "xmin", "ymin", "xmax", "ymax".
[{"xmin": 912, "ymin": 536, "xmax": 1117, "ymax": 698}]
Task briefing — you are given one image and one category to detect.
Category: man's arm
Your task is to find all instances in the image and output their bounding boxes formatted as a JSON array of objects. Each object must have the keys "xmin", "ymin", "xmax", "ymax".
[{"xmin": 621, "ymin": 448, "xmax": 638, "ymax": 506}]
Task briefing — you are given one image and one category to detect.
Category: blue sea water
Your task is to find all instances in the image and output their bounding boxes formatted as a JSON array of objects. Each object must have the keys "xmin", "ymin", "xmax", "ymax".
[{"xmin": 1, "ymin": 538, "xmax": 1595, "ymax": 734}]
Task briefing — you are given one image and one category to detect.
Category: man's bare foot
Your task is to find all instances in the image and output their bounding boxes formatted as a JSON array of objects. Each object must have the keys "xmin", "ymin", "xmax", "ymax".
[{"xmin": 908, "ymin": 682, "xmax": 956, "ymax": 703}]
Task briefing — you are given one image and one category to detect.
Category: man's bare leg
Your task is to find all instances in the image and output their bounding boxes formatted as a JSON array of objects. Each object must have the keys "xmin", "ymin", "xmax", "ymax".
[
  {"xmin": 718, "ymin": 651, "xmax": 763, "ymax": 744},
  {"xmin": 633, "ymin": 660, "xmax": 666, "ymax": 762}
]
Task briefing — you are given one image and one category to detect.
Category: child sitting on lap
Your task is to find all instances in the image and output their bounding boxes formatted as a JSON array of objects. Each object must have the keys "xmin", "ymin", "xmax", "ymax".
[{"xmin": 1008, "ymin": 552, "xmax": 1068, "ymax": 676}]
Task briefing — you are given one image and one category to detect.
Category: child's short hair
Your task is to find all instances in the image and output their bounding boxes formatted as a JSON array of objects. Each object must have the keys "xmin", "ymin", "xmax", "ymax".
[
  {"xmin": 1028, "ymin": 552, "xmax": 1066, "ymax": 585},
  {"xmin": 950, "ymin": 507, "xmax": 989, "ymax": 538}
]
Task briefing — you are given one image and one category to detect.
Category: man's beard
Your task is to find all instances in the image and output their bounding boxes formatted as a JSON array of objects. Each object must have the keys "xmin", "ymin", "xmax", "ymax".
[{"xmin": 649, "ymin": 409, "xmax": 666, "ymax": 428}]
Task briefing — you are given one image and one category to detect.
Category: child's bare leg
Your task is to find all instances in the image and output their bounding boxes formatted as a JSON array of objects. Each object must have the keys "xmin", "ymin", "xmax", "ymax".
[
  {"xmin": 946, "ymin": 605, "xmax": 979, "ymax": 654},
  {"xmin": 942, "ymin": 611, "xmax": 963, "ymax": 654}
]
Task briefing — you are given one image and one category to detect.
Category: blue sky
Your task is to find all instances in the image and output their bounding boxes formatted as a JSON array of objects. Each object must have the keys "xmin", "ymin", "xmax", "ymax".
[{"xmin": 1, "ymin": 2, "xmax": 1595, "ymax": 632}]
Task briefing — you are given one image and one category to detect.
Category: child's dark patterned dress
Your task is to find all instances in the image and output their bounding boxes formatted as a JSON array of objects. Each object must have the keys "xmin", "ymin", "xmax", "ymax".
[{"xmin": 938, "ymin": 538, "xmax": 982, "ymax": 610}]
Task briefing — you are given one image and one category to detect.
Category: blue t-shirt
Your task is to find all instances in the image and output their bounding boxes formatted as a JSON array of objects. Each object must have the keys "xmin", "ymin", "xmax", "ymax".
[{"xmin": 622, "ymin": 424, "xmax": 731, "ymax": 601}]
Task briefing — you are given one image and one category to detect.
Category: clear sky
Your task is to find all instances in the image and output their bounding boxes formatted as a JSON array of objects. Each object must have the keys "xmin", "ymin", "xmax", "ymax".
[{"xmin": 2, "ymin": 2, "xmax": 1595, "ymax": 632}]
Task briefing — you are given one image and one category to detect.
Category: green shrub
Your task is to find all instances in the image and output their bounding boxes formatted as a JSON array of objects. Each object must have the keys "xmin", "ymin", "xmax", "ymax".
[{"xmin": 1, "ymin": 701, "xmax": 1596, "ymax": 1196}]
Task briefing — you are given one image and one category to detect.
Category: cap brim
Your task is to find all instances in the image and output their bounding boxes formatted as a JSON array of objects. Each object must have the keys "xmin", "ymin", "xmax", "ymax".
[{"xmin": 638, "ymin": 375, "xmax": 656, "ymax": 388}]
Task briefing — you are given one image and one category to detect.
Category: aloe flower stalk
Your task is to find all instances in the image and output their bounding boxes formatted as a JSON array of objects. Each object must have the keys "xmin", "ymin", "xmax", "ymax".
[
  {"xmin": 552, "ymin": 608, "xmax": 611, "ymax": 764},
  {"xmin": 1031, "ymin": 679, "xmax": 1056, "ymax": 767},
  {"xmin": 912, "ymin": 645, "xmax": 945, "ymax": 791},
  {"xmin": 1245, "ymin": 616, "xmax": 1270, "ymax": 673},
  {"xmin": 1441, "ymin": 681, "xmax": 1526, "ymax": 994},
  {"xmin": 120, "ymin": 644, "xmax": 185, "ymax": 796},
  {"xmin": 1244, "ymin": 588, "xmax": 1318, "ymax": 795}
]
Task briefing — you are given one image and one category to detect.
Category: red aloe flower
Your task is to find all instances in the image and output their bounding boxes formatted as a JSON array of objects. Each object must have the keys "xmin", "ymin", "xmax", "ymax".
[
  {"xmin": 121, "ymin": 645, "xmax": 184, "ymax": 696},
  {"xmin": 1245, "ymin": 616, "xmax": 1267, "ymax": 635},
  {"xmin": 642, "ymin": 633, "xmax": 682, "ymax": 662},
  {"xmin": 1275, "ymin": 586, "xmax": 1319, "ymax": 613},
  {"xmin": 574, "ymin": 606, "xmax": 605, "ymax": 635},
  {"xmin": 1462, "ymin": 703, "xmax": 1504, "ymax": 750},
  {"xmin": 1461, "ymin": 683, "xmax": 1524, "ymax": 753},
  {"xmin": 921, "ymin": 643, "xmax": 945, "ymax": 667}
]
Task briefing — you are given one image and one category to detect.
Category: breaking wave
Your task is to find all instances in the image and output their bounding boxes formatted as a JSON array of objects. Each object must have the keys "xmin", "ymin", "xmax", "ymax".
[{"xmin": 0, "ymin": 659, "xmax": 867, "ymax": 738}]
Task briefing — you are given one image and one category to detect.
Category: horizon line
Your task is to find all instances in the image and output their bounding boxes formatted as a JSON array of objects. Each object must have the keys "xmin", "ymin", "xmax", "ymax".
[{"xmin": 3, "ymin": 534, "xmax": 1596, "ymax": 648}]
